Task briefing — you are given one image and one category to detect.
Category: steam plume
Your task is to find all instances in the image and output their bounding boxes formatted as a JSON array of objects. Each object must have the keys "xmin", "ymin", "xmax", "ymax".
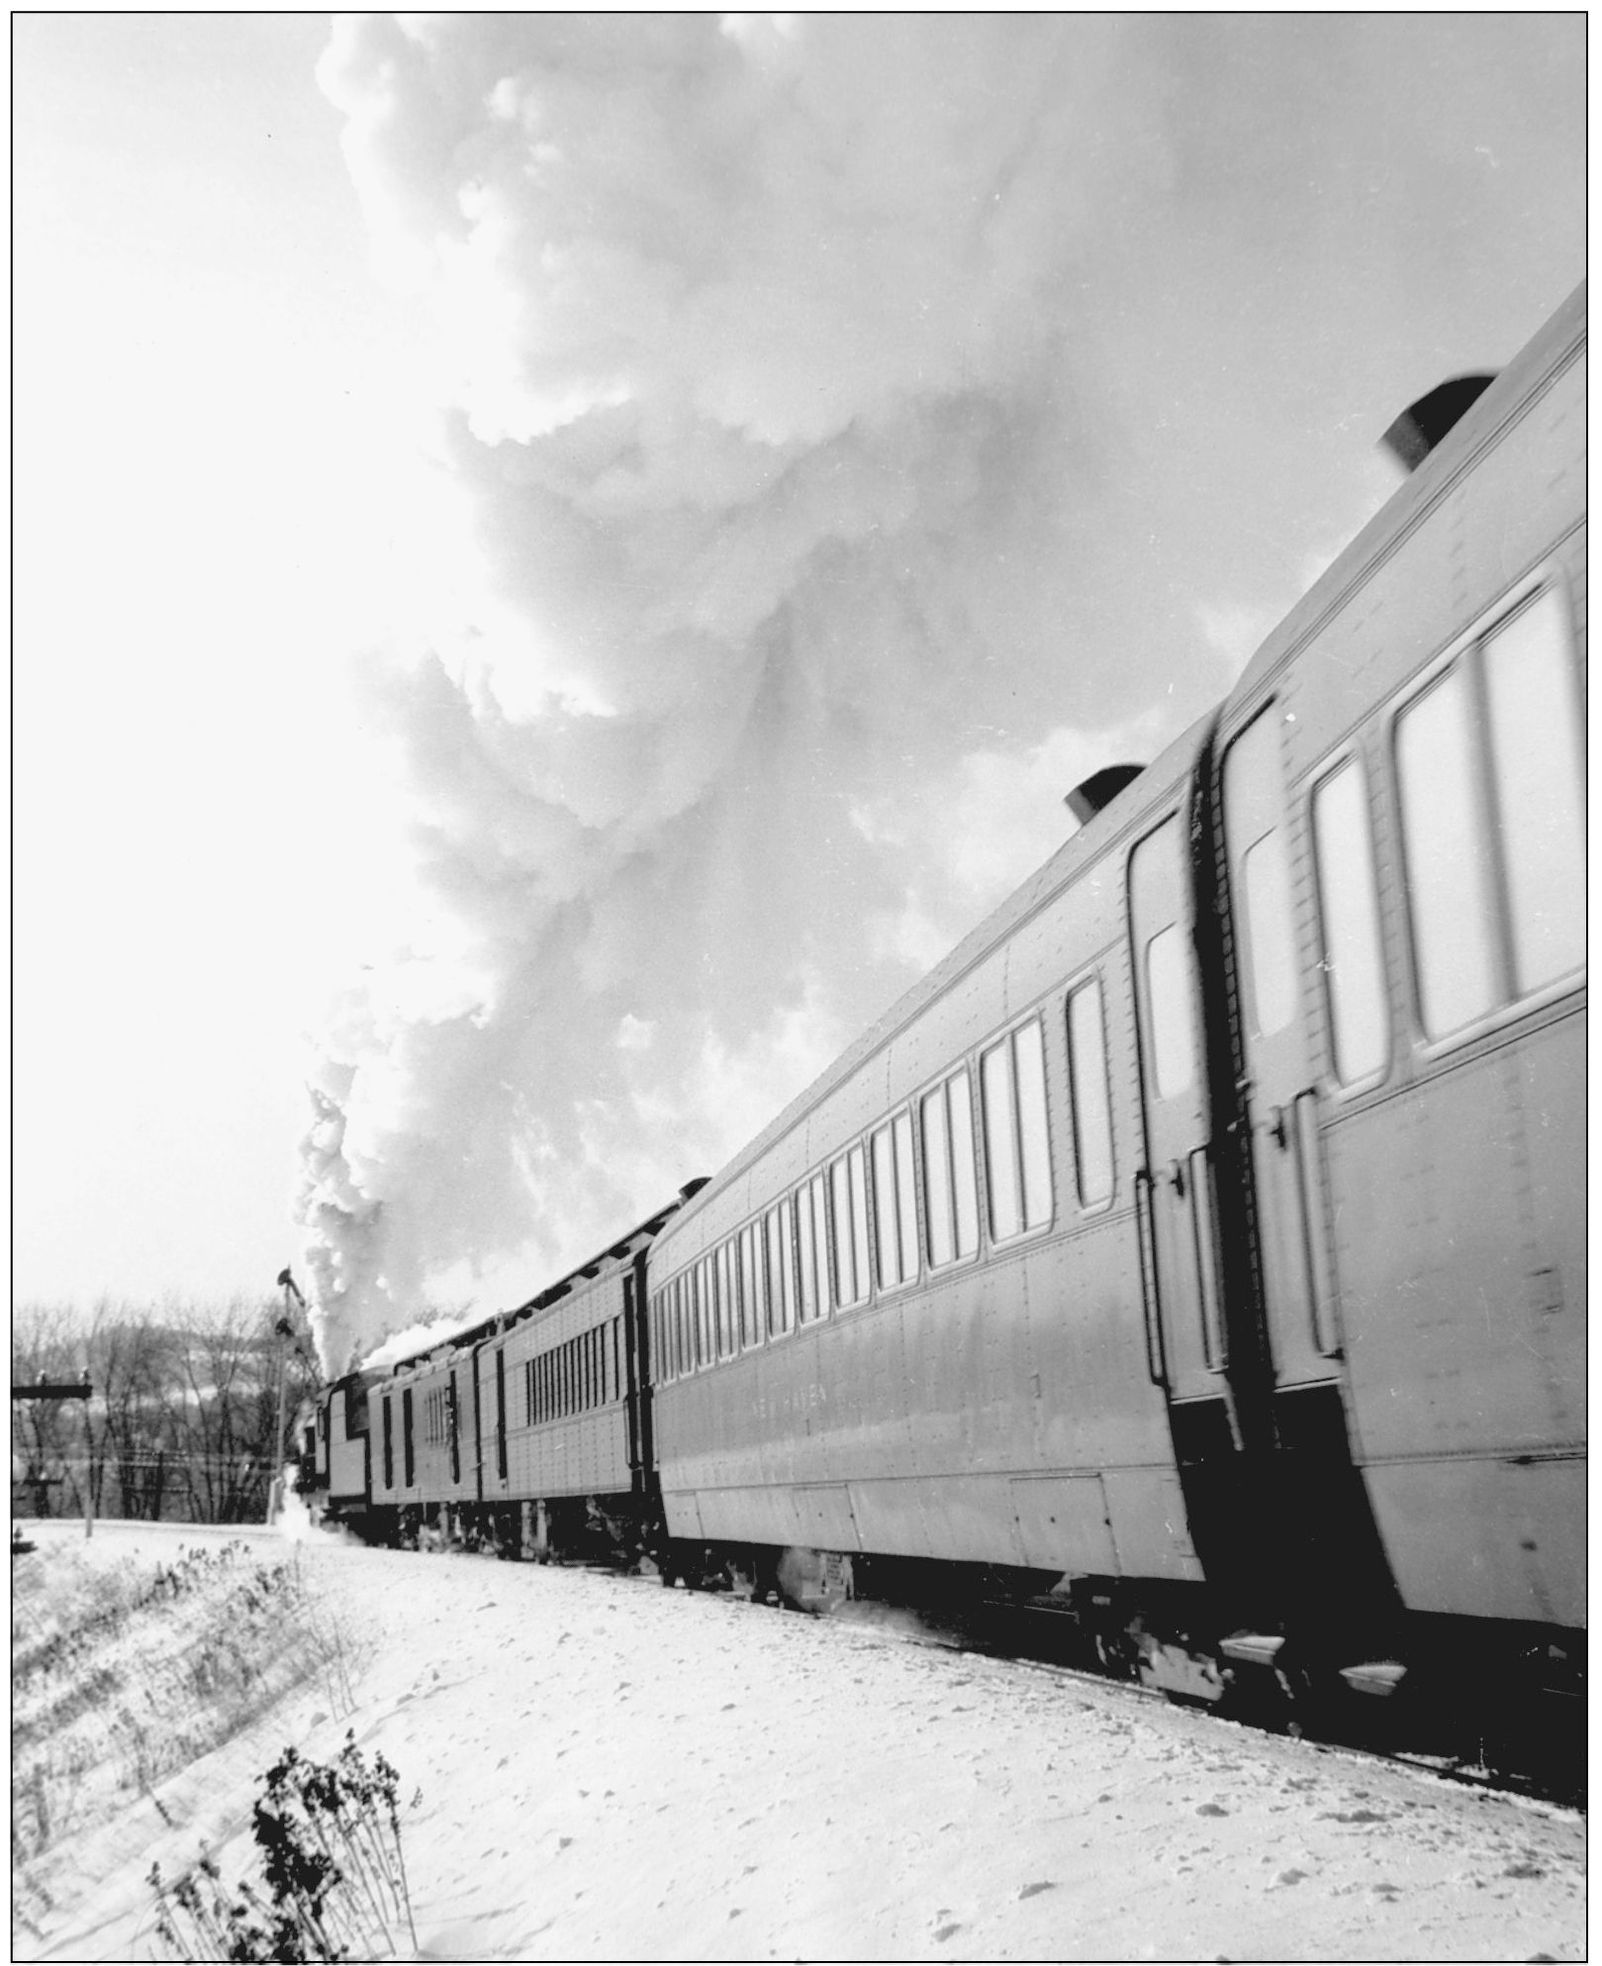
[{"xmin": 295, "ymin": 14, "xmax": 1580, "ymax": 1370}]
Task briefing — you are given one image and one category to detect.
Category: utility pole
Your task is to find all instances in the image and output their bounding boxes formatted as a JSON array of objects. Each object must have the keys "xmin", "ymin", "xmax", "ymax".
[{"xmin": 10, "ymin": 1373, "xmax": 93, "ymax": 1542}]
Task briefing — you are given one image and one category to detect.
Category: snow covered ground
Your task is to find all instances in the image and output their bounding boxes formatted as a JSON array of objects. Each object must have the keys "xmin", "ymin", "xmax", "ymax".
[{"xmin": 15, "ymin": 1516, "xmax": 1585, "ymax": 1962}]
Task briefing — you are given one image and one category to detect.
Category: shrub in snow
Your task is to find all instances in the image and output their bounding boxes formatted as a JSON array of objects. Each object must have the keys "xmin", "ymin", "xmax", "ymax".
[{"xmin": 149, "ymin": 1733, "xmax": 419, "ymax": 1962}]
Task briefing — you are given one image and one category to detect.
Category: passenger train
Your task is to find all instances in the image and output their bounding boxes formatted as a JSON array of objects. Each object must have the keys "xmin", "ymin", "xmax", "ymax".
[{"xmin": 308, "ymin": 283, "xmax": 1585, "ymax": 1740}]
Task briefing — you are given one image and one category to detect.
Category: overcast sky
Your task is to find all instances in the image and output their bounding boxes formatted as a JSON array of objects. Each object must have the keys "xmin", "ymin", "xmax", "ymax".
[{"xmin": 12, "ymin": 15, "xmax": 1584, "ymax": 1362}]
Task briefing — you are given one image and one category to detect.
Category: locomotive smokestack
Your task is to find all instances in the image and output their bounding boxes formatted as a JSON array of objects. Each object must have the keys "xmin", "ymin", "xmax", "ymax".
[
  {"xmin": 1380, "ymin": 373, "xmax": 1497, "ymax": 473},
  {"xmin": 1065, "ymin": 763, "xmax": 1144, "ymax": 826}
]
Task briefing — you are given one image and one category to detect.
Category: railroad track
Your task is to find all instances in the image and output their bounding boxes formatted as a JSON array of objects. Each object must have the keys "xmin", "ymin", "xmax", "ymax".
[
  {"xmin": 925, "ymin": 1602, "xmax": 1582, "ymax": 1813},
  {"xmin": 645, "ymin": 1568, "xmax": 1587, "ymax": 1814}
]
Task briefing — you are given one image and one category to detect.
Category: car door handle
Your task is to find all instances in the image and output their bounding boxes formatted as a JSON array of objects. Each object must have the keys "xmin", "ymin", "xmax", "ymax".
[{"xmin": 1132, "ymin": 1169, "xmax": 1165, "ymax": 1387}]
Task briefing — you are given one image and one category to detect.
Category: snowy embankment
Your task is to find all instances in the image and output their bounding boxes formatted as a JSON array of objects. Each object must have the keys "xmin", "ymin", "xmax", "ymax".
[{"xmin": 14, "ymin": 1517, "xmax": 1584, "ymax": 1963}]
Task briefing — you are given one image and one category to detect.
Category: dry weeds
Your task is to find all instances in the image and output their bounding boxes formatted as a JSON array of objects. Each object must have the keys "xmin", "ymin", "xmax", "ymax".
[{"xmin": 12, "ymin": 1535, "xmax": 374, "ymax": 1943}]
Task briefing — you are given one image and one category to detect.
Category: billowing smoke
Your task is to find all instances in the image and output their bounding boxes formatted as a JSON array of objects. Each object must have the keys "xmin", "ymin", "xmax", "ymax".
[{"xmin": 295, "ymin": 14, "xmax": 1581, "ymax": 1370}]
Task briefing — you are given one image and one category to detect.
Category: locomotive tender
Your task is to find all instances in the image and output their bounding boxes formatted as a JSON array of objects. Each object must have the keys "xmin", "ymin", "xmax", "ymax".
[{"xmin": 310, "ymin": 283, "xmax": 1585, "ymax": 1726}]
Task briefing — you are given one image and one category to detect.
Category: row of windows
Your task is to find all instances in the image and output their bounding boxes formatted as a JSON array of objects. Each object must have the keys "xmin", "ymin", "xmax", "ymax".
[
  {"xmin": 1236, "ymin": 583, "xmax": 1585, "ymax": 1088},
  {"xmin": 378, "ymin": 1316, "xmax": 629, "ymax": 1489},
  {"xmin": 1143, "ymin": 580, "xmax": 1583, "ymax": 1104},
  {"xmin": 1389, "ymin": 585, "xmax": 1583, "ymax": 1044},
  {"xmin": 523, "ymin": 1317, "xmax": 624, "ymax": 1428},
  {"xmin": 651, "ymin": 988, "xmax": 1117, "ymax": 1383}
]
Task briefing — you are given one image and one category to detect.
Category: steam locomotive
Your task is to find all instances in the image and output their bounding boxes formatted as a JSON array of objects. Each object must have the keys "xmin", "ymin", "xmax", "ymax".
[{"xmin": 308, "ymin": 283, "xmax": 1585, "ymax": 1740}]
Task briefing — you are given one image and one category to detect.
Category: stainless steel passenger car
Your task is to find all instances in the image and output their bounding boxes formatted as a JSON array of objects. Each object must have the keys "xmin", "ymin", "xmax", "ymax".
[
  {"xmin": 1210, "ymin": 285, "xmax": 1586, "ymax": 1642},
  {"xmin": 649, "ymin": 720, "xmax": 1216, "ymax": 1600},
  {"xmin": 648, "ymin": 283, "xmax": 1586, "ymax": 1698}
]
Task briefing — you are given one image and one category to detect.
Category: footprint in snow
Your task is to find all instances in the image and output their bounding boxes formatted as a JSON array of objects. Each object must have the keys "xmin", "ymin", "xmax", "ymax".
[{"xmin": 1017, "ymin": 1881, "xmax": 1056, "ymax": 1901}]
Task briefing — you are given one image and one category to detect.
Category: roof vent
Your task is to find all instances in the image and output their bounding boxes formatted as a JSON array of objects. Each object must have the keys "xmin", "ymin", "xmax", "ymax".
[
  {"xmin": 1381, "ymin": 373, "xmax": 1496, "ymax": 473},
  {"xmin": 1065, "ymin": 764, "xmax": 1143, "ymax": 826}
]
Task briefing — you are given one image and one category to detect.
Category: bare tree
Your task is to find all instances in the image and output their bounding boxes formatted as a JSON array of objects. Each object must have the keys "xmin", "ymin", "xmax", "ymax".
[
  {"xmin": 173, "ymin": 1298, "xmax": 258, "ymax": 1522},
  {"xmin": 13, "ymin": 1293, "xmax": 322, "ymax": 1525},
  {"xmin": 89, "ymin": 1306, "xmax": 183, "ymax": 1520},
  {"xmin": 169, "ymin": 1295, "xmax": 319, "ymax": 1521}
]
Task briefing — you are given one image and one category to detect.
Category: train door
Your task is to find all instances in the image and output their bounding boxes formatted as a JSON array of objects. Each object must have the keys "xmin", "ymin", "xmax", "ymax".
[
  {"xmin": 1126, "ymin": 810, "xmax": 1231, "ymax": 1433},
  {"xmin": 1214, "ymin": 701, "xmax": 1401, "ymax": 1645},
  {"xmin": 1219, "ymin": 705, "xmax": 1342, "ymax": 1398},
  {"xmin": 470, "ymin": 1344, "xmax": 492, "ymax": 1501},
  {"xmin": 625, "ymin": 1257, "xmax": 651, "ymax": 1502},
  {"xmin": 493, "ymin": 1347, "xmax": 508, "ymax": 1486}
]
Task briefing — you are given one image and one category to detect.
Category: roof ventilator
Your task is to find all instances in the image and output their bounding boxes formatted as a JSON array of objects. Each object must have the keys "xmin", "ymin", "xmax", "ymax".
[
  {"xmin": 1065, "ymin": 763, "xmax": 1144, "ymax": 826},
  {"xmin": 1381, "ymin": 373, "xmax": 1496, "ymax": 472}
]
